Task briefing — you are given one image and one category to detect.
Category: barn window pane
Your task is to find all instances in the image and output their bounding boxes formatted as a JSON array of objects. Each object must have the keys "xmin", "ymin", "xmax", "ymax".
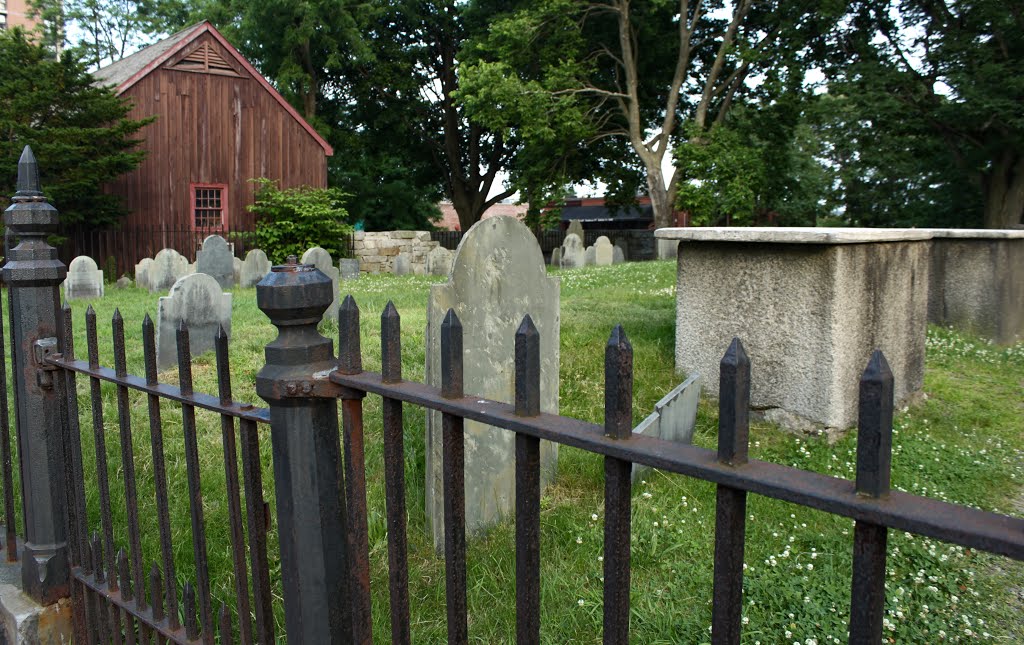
[{"xmin": 193, "ymin": 185, "xmax": 225, "ymax": 229}]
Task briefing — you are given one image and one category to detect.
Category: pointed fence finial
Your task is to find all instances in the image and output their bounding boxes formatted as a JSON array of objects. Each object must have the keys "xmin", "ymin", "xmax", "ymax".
[
  {"xmin": 515, "ymin": 314, "xmax": 541, "ymax": 417},
  {"xmin": 856, "ymin": 350, "xmax": 894, "ymax": 498},
  {"xmin": 337, "ymin": 294, "xmax": 362, "ymax": 374},
  {"xmin": 381, "ymin": 300, "xmax": 402, "ymax": 383},
  {"xmin": 15, "ymin": 145, "xmax": 43, "ymax": 198},
  {"xmin": 604, "ymin": 324, "xmax": 633, "ymax": 439},
  {"xmin": 440, "ymin": 309, "xmax": 463, "ymax": 399},
  {"xmin": 718, "ymin": 337, "xmax": 751, "ymax": 465}
]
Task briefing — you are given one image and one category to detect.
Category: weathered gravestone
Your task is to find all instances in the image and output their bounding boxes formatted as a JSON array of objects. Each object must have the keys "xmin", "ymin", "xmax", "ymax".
[
  {"xmin": 339, "ymin": 258, "xmax": 361, "ymax": 280},
  {"xmin": 115, "ymin": 275, "xmax": 132, "ymax": 289},
  {"xmin": 134, "ymin": 257, "xmax": 154, "ymax": 291},
  {"xmin": 584, "ymin": 245, "xmax": 596, "ymax": 266},
  {"xmin": 426, "ymin": 246, "xmax": 453, "ymax": 276},
  {"xmin": 155, "ymin": 273, "xmax": 232, "ymax": 370},
  {"xmin": 425, "ymin": 216, "xmax": 560, "ymax": 551},
  {"xmin": 550, "ymin": 247, "xmax": 561, "ymax": 267},
  {"xmin": 232, "ymin": 256, "xmax": 242, "ymax": 286},
  {"xmin": 594, "ymin": 236, "xmax": 614, "ymax": 266},
  {"xmin": 566, "ymin": 220, "xmax": 584, "ymax": 241},
  {"xmin": 394, "ymin": 253, "xmax": 412, "ymax": 276},
  {"xmin": 560, "ymin": 233, "xmax": 585, "ymax": 269},
  {"xmin": 196, "ymin": 235, "xmax": 234, "ymax": 289},
  {"xmin": 240, "ymin": 249, "xmax": 271, "ymax": 288},
  {"xmin": 631, "ymin": 373, "xmax": 701, "ymax": 482},
  {"xmin": 148, "ymin": 249, "xmax": 189, "ymax": 292},
  {"xmin": 63, "ymin": 256, "xmax": 104, "ymax": 300},
  {"xmin": 613, "ymin": 244, "xmax": 626, "ymax": 264},
  {"xmin": 300, "ymin": 246, "xmax": 340, "ymax": 321}
]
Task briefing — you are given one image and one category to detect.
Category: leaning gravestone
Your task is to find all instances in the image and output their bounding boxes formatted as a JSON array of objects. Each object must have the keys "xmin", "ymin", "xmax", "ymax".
[
  {"xmin": 566, "ymin": 220, "xmax": 584, "ymax": 241},
  {"xmin": 155, "ymin": 273, "xmax": 232, "ymax": 370},
  {"xmin": 339, "ymin": 258, "xmax": 361, "ymax": 280},
  {"xmin": 240, "ymin": 249, "xmax": 272, "ymax": 288},
  {"xmin": 63, "ymin": 256, "xmax": 104, "ymax": 300},
  {"xmin": 426, "ymin": 246, "xmax": 453, "ymax": 276},
  {"xmin": 148, "ymin": 249, "xmax": 189, "ymax": 293},
  {"xmin": 196, "ymin": 235, "xmax": 234, "ymax": 289},
  {"xmin": 584, "ymin": 245, "xmax": 596, "ymax": 266},
  {"xmin": 594, "ymin": 236, "xmax": 614, "ymax": 266},
  {"xmin": 301, "ymin": 246, "xmax": 340, "ymax": 322},
  {"xmin": 613, "ymin": 244, "xmax": 626, "ymax": 264},
  {"xmin": 631, "ymin": 373, "xmax": 701, "ymax": 482},
  {"xmin": 550, "ymin": 247, "xmax": 561, "ymax": 267},
  {"xmin": 135, "ymin": 257, "xmax": 154, "ymax": 291},
  {"xmin": 560, "ymin": 233, "xmax": 585, "ymax": 269},
  {"xmin": 425, "ymin": 215, "xmax": 560, "ymax": 552},
  {"xmin": 394, "ymin": 253, "xmax": 412, "ymax": 276}
]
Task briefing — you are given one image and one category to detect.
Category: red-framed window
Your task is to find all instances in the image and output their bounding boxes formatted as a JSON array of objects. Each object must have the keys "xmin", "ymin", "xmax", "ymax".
[{"xmin": 191, "ymin": 183, "xmax": 228, "ymax": 231}]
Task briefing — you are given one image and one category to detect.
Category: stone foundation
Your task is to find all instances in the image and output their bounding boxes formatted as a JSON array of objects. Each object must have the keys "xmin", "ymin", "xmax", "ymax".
[{"xmin": 352, "ymin": 231, "xmax": 440, "ymax": 274}]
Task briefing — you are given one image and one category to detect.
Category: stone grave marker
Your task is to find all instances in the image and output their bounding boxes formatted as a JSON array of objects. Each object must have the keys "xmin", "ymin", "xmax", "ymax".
[
  {"xmin": 631, "ymin": 373, "xmax": 701, "ymax": 482},
  {"xmin": 584, "ymin": 245, "xmax": 596, "ymax": 266},
  {"xmin": 196, "ymin": 235, "xmax": 234, "ymax": 289},
  {"xmin": 339, "ymin": 258, "xmax": 361, "ymax": 280},
  {"xmin": 393, "ymin": 253, "xmax": 412, "ymax": 275},
  {"xmin": 425, "ymin": 215, "xmax": 560, "ymax": 551},
  {"xmin": 550, "ymin": 247, "xmax": 561, "ymax": 267},
  {"xmin": 594, "ymin": 236, "xmax": 614, "ymax": 266},
  {"xmin": 426, "ymin": 246, "xmax": 453, "ymax": 276},
  {"xmin": 155, "ymin": 273, "xmax": 232, "ymax": 370},
  {"xmin": 240, "ymin": 249, "xmax": 271, "ymax": 288},
  {"xmin": 148, "ymin": 249, "xmax": 189, "ymax": 292},
  {"xmin": 63, "ymin": 256, "xmax": 104, "ymax": 300},
  {"xmin": 613, "ymin": 244, "xmax": 626, "ymax": 264},
  {"xmin": 115, "ymin": 275, "xmax": 132, "ymax": 289},
  {"xmin": 135, "ymin": 257, "xmax": 154, "ymax": 291},
  {"xmin": 560, "ymin": 233, "xmax": 584, "ymax": 269},
  {"xmin": 566, "ymin": 220, "xmax": 584, "ymax": 241},
  {"xmin": 232, "ymin": 256, "xmax": 242, "ymax": 286},
  {"xmin": 301, "ymin": 246, "xmax": 340, "ymax": 321}
]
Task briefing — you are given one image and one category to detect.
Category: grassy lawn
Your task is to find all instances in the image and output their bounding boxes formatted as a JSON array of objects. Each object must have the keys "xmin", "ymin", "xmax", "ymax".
[{"xmin": 24, "ymin": 259, "xmax": 1022, "ymax": 643}]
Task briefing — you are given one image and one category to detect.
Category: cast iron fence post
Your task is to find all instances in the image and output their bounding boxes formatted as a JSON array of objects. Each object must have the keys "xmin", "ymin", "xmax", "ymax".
[
  {"xmin": 256, "ymin": 257, "xmax": 349, "ymax": 643},
  {"xmin": 2, "ymin": 146, "xmax": 70, "ymax": 603}
]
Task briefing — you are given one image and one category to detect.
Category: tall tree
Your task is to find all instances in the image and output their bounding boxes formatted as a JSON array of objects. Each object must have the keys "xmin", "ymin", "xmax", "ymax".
[
  {"xmin": 830, "ymin": 1, "xmax": 1024, "ymax": 228},
  {"xmin": 0, "ymin": 28, "xmax": 151, "ymax": 227},
  {"xmin": 460, "ymin": 0, "xmax": 843, "ymax": 229}
]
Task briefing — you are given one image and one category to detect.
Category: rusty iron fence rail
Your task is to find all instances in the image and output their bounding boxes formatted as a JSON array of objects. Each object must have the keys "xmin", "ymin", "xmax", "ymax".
[{"xmin": 1, "ymin": 146, "xmax": 1022, "ymax": 644}]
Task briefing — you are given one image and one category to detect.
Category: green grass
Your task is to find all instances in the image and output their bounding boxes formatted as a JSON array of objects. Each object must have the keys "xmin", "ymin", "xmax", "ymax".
[{"xmin": 16, "ymin": 260, "xmax": 1022, "ymax": 643}]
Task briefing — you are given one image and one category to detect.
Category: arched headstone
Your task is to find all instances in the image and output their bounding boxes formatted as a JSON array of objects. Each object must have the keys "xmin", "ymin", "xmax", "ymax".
[
  {"xmin": 425, "ymin": 216, "xmax": 560, "ymax": 551},
  {"xmin": 426, "ymin": 246, "xmax": 453, "ymax": 276},
  {"xmin": 155, "ymin": 273, "xmax": 232, "ymax": 370},
  {"xmin": 240, "ymin": 249, "xmax": 271, "ymax": 288},
  {"xmin": 594, "ymin": 235, "xmax": 614, "ymax": 266},
  {"xmin": 149, "ymin": 249, "xmax": 189, "ymax": 292},
  {"xmin": 301, "ymin": 246, "xmax": 340, "ymax": 321},
  {"xmin": 196, "ymin": 235, "xmax": 234, "ymax": 289},
  {"xmin": 63, "ymin": 256, "xmax": 104, "ymax": 300},
  {"xmin": 135, "ymin": 257, "xmax": 153, "ymax": 290},
  {"xmin": 560, "ymin": 233, "xmax": 584, "ymax": 269},
  {"xmin": 566, "ymin": 220, "xmax": 584, "ymax": 241}
]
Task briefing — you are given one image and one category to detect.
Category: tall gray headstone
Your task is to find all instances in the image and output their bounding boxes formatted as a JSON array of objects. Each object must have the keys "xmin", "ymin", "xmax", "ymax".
[
  {"xmin": 301, "ymin": 246, "xmax": 340, "ymax": 321},
  {"xmin": 339, "ymin": 258, "xmax": 361, "ymax": 280},
  {"xmin": 240, "ymin": 249, "xmax": 271, "ymax": 288},
  {"xmin": 426, "ymin": 246, "xmax": 453, "ymax": 276},
  {"xmin": 63, "ymin": 256, "xmax": 104, "ymax": 300},
  {"xmin": 560, "ymin": 233, "xmax": 584, "ymax": 269},
  {"xmin": 566, "ymin": 220, "xmax": 584, "ymax": 241},
  {"xmin": 425, "ymin": 216, "xmax": 560, "ymax": 551},
  {"xmin": 584, "ymin": 245, "xmax": 596, "ymax": 266},
  {"xmin": 134, "ymin": 257, "xmax": 153, "ymax": 291},
  {"xmin": 155, "ymin": 273, "xmax": 232, "ymax": 370},
  {"xmin": 393, "ymin": 253, "xmax": 412, "ymax": 276},
  {"xmin": 232, "ymin": 256, "xmax": 242, "ymax": 286},
  {"xmin": 196, "ymin": 235, "xmax": 234, "ymax": 289},
  {"xmin": 550, "ymin": 247, "xmax": 561, "ymax": 267},
  {"xmin": 594, "ymin": 236, "xmax": 614, "ymax": 266},
  {"xmin": 149, "ymin": 249, "xmax": 189, "ymax": 293}
]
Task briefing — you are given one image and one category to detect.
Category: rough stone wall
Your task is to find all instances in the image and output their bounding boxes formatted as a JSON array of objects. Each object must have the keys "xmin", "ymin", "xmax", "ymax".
[{"xmin": 352, "ymin": 231, "xmax": 440, "ymax": 274}]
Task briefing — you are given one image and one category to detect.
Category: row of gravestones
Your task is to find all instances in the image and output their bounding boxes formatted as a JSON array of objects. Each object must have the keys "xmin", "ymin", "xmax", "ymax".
[
  {"xmin": 551, "ymin": 233, "xmax": 625, "ymax": 269},
  {"xmin": 134, "ymin": 237, "xmax": 274, "ymax": 294}
]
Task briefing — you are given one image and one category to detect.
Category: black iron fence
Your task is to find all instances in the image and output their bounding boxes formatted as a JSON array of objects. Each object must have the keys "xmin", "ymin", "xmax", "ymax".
[
  {"xmin": 1, "ymin": 146, "xmax": 1022, "ymax": 644},
  {"xmin": 433, "ymin": 228, "xmax": 655, "ymax": 259}
]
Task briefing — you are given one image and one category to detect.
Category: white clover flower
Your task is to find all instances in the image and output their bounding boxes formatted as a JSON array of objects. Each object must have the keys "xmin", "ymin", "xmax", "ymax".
[
  {"xmin": 578, "ymin": 599, "xmax": 584, "ymax": 606},
  {"xmin": 576, "ymin": 536, "xmax": 582, "ymax": 544},
  {"xmin": 591, "ymin": 513, "xmax": 598, "ymax": 521}
]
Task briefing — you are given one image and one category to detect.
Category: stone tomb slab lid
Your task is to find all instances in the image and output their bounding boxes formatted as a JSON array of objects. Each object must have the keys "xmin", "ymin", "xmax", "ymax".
[{"xmin": 654, "ymin": 226, "xmax": 936, "ymax": 244}]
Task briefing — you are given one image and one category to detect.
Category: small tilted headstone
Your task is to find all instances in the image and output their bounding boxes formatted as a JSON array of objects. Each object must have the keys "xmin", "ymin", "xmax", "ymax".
[
  {"xmin": 239, "ymin": 249, "xmax": 271, "ymax": 288},
  {"xmin": 149, "ymin": 249, "xmax": 189, "ymax": 293},
  {"xmin": 232, "ymin": 256, "xmax": 242, "ymax": 286},
  {"xmin": 594, "ymin": 236, "xmax": 614, "ymax": 266},
  {"xmin": 115, "ymin": 275, "xmax": 132, "ymax": 289},
  {"xmin": 393, "ymin": 253, "xmax": 412, "ymax": 275},
  {"xmin": 613, "ymin": 244, "xmax": 626, "ymax": 264},
  {"xmin": 584, "ymin": 245, "xmax": 596, "ymax": 266},
  {"xmin": 426, "ymin": 246, "xmax": 453, "ymax": 276},
  {"xmin": 63, "ymin": 256, "xmax": 104, "ymax": 300},
  {"xmin": 155, "ymin": 273, "xmax": 232, "ymax": 370},
  {"xmin": 631, "ymin": 373, "xmax": 702, "ymax": 482},
  {"xmin": 425, "ymin": 215, "xmax": 560, "ymax": 552},
  {"xmin": 550, "ymin": 247, "xmax": 561, "ymax": 267},
  {"xmin": 301, "ymin": 246, "xmax": 340, "ymax": 321},
  {"xmin": 135, "ymin": 257, "xmax": 153, "ymax": 290},
  {"xmin": 339, "ymin": 258, "xmax": 361, "ymax": 280},
  {"xmin": 560, "ymin": 233, "xmax": 584, "ymax": 269},
  {"xmin": 196, "ymin": 235, "xmax": 234, "ymax": 289}
]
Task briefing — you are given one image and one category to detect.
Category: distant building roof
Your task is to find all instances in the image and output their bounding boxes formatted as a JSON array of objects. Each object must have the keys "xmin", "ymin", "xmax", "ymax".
[{"xmin": 556, "ymin": 197, "xmax": 654, "ymax": 222}]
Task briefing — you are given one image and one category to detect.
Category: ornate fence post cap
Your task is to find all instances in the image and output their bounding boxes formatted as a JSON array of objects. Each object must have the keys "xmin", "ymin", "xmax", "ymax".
[
  {"xmin": 255, "ymin": 262, "xmax": 334, "ymax": 327},
  {"xmin": 4, "ymin": 146, "xmax": 64, "ymax": 284}
]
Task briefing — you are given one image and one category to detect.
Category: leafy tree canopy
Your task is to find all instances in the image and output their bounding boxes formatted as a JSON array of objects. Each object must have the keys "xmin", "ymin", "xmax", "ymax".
[{"xmin": 0, "ymin": 28, "xmax": 151, "ymax": 227}]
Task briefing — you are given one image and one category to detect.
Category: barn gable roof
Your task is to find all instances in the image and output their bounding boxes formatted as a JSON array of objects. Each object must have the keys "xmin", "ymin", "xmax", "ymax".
[{"xmin": 94, "ymin": 21, "xmax": 333, "ymax": 156}]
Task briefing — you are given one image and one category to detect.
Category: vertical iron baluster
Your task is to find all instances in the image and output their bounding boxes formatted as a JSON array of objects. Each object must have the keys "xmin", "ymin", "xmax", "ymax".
[
  {"xmin": 119, "ymin": 549, "xmax": 138, "ymax": 645},
  {"xmin": 0, "ymin": 278, "xmax": 15, "ymax": 559},
  {"xmin": 151, "ymin": 564, "xmax": 166, "ymax": 645},
  {"xmin": 113, "ymin": 310, "xmax": 147, "ymax": 618},
  {"xmin": 93, "ymin": 533, "xmax": 113, "ymax": 645},
  {"xmin": 184, "ymin": 582, "xmax": 199, "ymax": 641},
  {"xmin": 82, "ymin": 522, "xmax": 99, "ymax": 643},
  {"xmin": 849, "ymin": 351, "xmax": 894, "ymax": 645},
  {"xmin": 338, "ymin": 296, "xmax": 373, "ymax": 645},
  {"xmin": 440, "ymin": 309, "xmax": 467, "ymax": 645},
  {"xmin": 142, "ymin": 314, "xmax": 180, "ymax": 631},
  {"xmin": 177, "ymin": 322, "xmax": 213, "ymax": 643},
  {"xmin": 711, "ymin": 338, "xmax": 751, "ymax": 645},
  {"xmin": 602, "ymin": 325, "xmax": 633, "ymax": 645},
  {"xmin": 218, "ymin": 602, "xmax": 232, "ymax": 644},
  {"xmin": 514, "ymin": 315, "xmax": 542, "ymax": 645},
  {"xmin": 381, "ymin": 301, "xmax": 410, "ymax": 644},
  {"xmin": 238, "ymin": 417, "xmax": 273, "ymax": 644},
  {"xmin": 214, "ymin": 327, "xmax": 254, "ymax": 645},
  {"xmin": 86, "ymin": 307, "xmax": 120, "ymax": 634}
]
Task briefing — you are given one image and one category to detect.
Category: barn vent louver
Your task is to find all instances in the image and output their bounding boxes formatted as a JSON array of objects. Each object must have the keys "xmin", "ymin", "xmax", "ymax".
[{"xmin": 171, "ymin": 42, "xmax": 242, "ymax": 76}]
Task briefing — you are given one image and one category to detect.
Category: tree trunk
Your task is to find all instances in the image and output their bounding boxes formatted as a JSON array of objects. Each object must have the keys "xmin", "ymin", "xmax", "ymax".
[
  {"xmin": 645, "ymin": 164, "xmax": 676, "ymax": 229},
  {"xmin": 982, "ymin": 154, "xmax": 1024, "ymax": 229}
]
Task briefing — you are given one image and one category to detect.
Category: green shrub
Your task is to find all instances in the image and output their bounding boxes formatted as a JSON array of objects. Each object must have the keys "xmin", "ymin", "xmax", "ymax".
[{"xmin": 247, "ymin": 178, "xmax": 352, "ymax": 263}]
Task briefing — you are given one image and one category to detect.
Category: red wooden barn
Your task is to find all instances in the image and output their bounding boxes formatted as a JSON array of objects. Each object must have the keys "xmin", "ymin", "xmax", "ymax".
[{"xmin": 85, "ymin": 21, "xmax": 333, "ymax": 270}]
